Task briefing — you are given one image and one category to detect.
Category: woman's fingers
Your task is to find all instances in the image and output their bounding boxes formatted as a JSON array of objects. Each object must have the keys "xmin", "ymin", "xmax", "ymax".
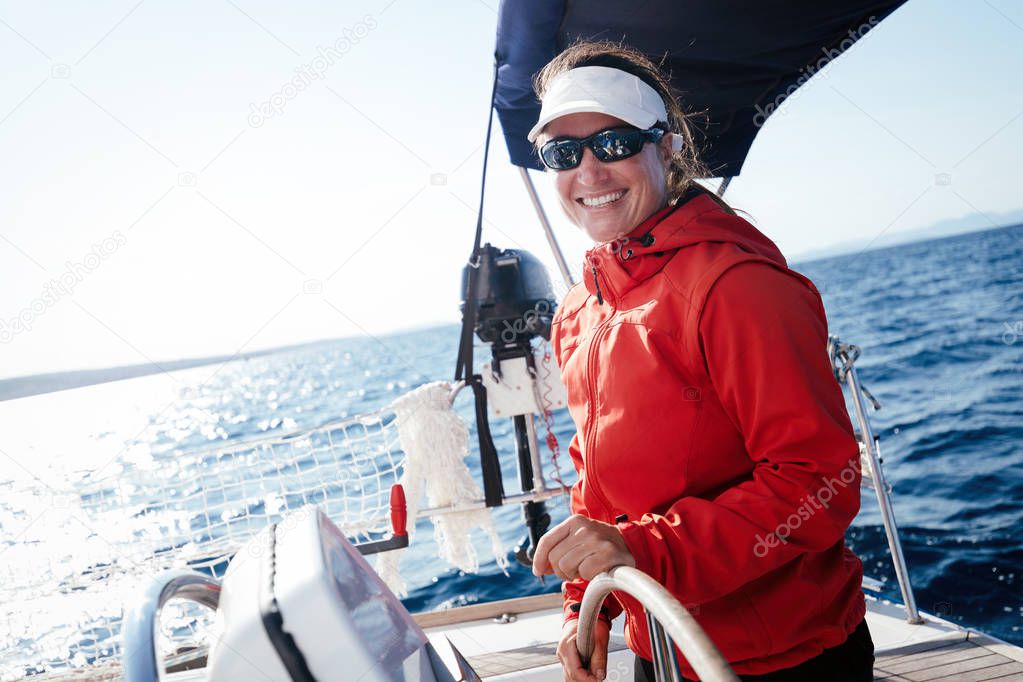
[
  {"xmin": 577, "ymin": 550, "xmax": 616, "ymax": 582},
  {"xmin": 534, "ymin": 514, "xmax": 636, "ymax": 581},
  {"xmin": 532, "ymin": 516, "xmax": 573, "ymax": 576},
  {"xmin": 550, "ymin": 537, "xmax": 626, "ymax": 581},
  {"xmin": 557, "ymin": 627, "xmax": 600, "ymax": 682},
  {"xmin": 589, "ymin": 620, "xmax": 611, "ymax": 681},
  {"xmin": 545, "ymin": 533, "xmax": 594, "ymax": 580}
]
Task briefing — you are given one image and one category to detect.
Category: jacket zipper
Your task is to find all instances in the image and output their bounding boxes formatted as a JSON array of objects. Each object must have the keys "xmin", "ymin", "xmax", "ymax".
[
  {"xmin": 589, "ymin": 260, "xmax": 604, "ymax": 305},
  {"xmin": 582, "ymin": 320, "xmax": 616, "ymax": 519}
]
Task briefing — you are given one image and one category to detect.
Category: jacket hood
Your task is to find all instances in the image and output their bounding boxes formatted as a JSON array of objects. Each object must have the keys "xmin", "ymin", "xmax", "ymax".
[{"xmin": 582, "ymin": 191, "xmax": 787, "ymax": 306}]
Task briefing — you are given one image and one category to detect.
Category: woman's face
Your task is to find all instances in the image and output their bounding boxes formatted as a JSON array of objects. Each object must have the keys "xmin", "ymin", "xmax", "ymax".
[{"xmin": 540, "ymin": 111, "xmax": 672, "ymax": 244}]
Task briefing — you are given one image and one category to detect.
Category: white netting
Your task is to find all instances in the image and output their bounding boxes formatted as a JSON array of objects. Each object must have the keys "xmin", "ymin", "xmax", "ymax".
[
  {"xmin": 376, "ymin": 382, "xmax": 509, "ymax": 595},
  {"xmin": 0, "ymin": 380, "xmax": 502, "ymax": 681}
]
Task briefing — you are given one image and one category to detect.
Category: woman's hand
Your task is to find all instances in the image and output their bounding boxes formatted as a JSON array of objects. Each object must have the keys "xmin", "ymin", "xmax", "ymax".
[
  {"xmin": 558, "ymin": 617, "xmax": 611, "ymax": 681},
  {"xmin": 533, "ymin": 514, "xmax": 635, "ymax": 581}
]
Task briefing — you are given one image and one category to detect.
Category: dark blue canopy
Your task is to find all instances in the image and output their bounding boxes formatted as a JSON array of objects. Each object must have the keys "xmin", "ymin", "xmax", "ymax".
[{"xmin": 494, "ymin": 0, "xmax": 908, "ymax": 176}]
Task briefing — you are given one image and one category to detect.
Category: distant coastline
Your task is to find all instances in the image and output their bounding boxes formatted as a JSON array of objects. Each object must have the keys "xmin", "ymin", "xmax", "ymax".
[
  {"xmin": 3, "ymin": 219, "xmax": 1019, "ymax": 402},
  {"xmin": 789, "ymin": 210, "xmax": 1023, "ymax": 264},
  {"xmin": 0, "ymin": 322, "xmax": 457, "ymax": 402},
  {"xmin": 0, "ymin": 344, "xmax": 310, "ymax": 403}
]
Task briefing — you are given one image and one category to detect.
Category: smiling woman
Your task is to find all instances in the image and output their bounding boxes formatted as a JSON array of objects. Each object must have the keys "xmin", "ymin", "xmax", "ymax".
[
  {"xmin": 531, "ymin": 41, "xmax": 707, "ymax": 195},
  {"xmin": 528, "ymin": 42, "xmax": 734, "ymax": 245},
  {"xmin": 525, "ymin": 40, "xmax": 873, "ymax": 682},
  {"xmin": 537, "ymin": 111, "xmax": 673, "ymax": 244}
]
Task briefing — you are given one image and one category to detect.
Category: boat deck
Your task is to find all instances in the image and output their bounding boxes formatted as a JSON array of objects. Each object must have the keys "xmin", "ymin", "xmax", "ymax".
[
  {"xmin": 873, "ymin": 634, "xmax": 1023, "ymax": 681},
  {"xmin": 454, "ymin": 634, "xmax": 1023, "ymax": 681},
  {"xmin": 422, "ymin": 594, "xmax": 1023, "ymax": 681},
  {"xmin": 455, "ymin": 633, "xmax": 1023, "ymax": 681},
  {"xmin": 95, "ymin": 591, "xmax": 1023, "ymax": 681}
]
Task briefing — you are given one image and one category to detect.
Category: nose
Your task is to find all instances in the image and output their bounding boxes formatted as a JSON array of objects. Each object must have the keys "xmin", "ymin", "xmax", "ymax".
[{"xmin": 574, "ymin": 145, "xmax": 610, "ymax": 186}]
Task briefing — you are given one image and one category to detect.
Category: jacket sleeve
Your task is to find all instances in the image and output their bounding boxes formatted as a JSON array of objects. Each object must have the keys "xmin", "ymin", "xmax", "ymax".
[
  {"xmin": 617, "ymin": 261, "xmax": 861, "ymax": 605},
  {"xmin": 562, "ymin": 433, "xmax": 624, "ymax": 624}
]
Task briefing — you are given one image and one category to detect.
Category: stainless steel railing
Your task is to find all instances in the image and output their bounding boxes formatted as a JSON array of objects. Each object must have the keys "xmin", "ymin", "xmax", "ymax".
[
  {"xmin": 829, "ymin": 335, "xmax": 923, "ymax": 624},
  {"xmin": 122, "ymin": 570, "xmax": 222, "ymax": 682},
  {"xmin": 575, "ymin": 566, "xmax": 739, "ymax": 682}
]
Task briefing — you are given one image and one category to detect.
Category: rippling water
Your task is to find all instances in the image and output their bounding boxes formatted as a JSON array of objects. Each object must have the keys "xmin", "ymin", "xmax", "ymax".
[
  {"xmin": 799, "ymin": 223, "xmax": 1023, "ymax": 643},
  {"xmin": 1, "ymin": 223, "xmax": 1020, "ymax": 676}
]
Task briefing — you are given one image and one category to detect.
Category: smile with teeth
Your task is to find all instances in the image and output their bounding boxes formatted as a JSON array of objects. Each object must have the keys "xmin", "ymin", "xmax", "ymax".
[{"xmin": 579, "ymin": 190, "xmax": 626, "ymax": 208}]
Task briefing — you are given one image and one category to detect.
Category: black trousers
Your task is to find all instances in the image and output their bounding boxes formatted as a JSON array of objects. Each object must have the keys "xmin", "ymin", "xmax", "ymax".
[{"xmin": 635, "ymin": 619, "xmax": 874, "ymax": 682}]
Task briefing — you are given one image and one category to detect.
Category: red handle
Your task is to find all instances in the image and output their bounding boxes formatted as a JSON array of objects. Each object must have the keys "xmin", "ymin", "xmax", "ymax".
[{"xmin": 390, "ymin": 484, "xmax": 407, "ymax": 537}]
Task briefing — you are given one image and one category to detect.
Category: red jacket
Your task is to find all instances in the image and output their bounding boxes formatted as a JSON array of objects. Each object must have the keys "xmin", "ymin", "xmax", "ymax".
[{"xmin": 551, "ymin": 192, "xmax": 865, "ymax": 678}]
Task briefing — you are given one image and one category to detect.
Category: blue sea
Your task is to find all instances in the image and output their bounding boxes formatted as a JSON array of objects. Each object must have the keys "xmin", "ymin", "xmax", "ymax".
[{"xmin": 1, "ymin": 223, "xmax": 1020, "ymax": 676}]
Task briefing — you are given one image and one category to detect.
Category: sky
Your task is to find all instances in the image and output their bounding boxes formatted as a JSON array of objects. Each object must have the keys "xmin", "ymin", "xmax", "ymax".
[{"xmin": 1, "ymin": 0, "xmax": 1021, "ymax": 379}]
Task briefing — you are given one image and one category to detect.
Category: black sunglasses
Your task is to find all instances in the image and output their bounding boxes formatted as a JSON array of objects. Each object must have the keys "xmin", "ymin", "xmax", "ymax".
[{"xmin": 539, "ymin": 126, "xmax": 666, "ymax": 171}]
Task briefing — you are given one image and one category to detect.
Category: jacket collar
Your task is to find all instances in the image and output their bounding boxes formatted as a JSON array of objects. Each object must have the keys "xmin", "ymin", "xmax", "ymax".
[{"xmin": 582, "ymin": 190, "xmax": 717, "ymax": 307}]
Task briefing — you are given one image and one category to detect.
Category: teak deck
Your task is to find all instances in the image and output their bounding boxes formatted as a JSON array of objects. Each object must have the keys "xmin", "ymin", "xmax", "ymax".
[
  {"xmin": 873, "ymin": 634, "xmax": 1023, "ymax": 681},
  {"xmin": 463, "ymin": 634, "xmax": 1023, "ymax": 681}
]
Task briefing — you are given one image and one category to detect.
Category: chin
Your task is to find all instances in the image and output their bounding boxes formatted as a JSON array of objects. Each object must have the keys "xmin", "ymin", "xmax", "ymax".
[
  {"xmin": 579, "ymin": 220, "xmax": 626, "ymax": 244},
  {"xmin": 564, "ymin": 201, "xmax": 632, "ymax": 243}
]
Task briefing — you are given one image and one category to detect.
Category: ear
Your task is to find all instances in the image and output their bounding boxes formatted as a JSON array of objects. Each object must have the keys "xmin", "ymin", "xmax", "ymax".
[{"xmin": 658, "ymin": 132, "xmax": 675, "ymax": 166}]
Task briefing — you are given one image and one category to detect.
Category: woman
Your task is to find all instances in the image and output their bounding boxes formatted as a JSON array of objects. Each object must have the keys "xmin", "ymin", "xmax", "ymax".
[{"xmin": 528, "ymin": 41, "xmax": 874, "ymax": 681}]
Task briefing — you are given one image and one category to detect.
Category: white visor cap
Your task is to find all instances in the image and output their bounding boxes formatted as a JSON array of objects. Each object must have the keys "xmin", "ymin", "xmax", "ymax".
[{"xmin": 527, "ymin": 66, "xmax": 683, "ymax": 153}]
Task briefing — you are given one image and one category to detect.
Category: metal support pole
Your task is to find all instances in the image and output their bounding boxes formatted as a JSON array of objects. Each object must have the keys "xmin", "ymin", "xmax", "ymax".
[
  {"xmin": 416, "ymin": 488, "xmax": 564, "ymax": 518},
  {"xmin": 846, "ymin": 365, "xmax": 923, "ymax": 624},
  {"xmin": 523, "ymin": 412, "xmax": 547, "ymax": 493},
  {"xmin": 663, "ymin": 621, "xmax": 685, "ymax": 682},
  {"xmin": 647, "ymin": 612, "xmax": 682, "ymax": 682},
  {"xmin": 512, "ymin": 406, "xmax": 551, "ymax": 566},
  {"xmin": 518, "ymin": 167, "xmax": 575, "ymax": 289},
  {"xmin": 716, "ymin": 176, "xmax": 732, "ymax": 197}
]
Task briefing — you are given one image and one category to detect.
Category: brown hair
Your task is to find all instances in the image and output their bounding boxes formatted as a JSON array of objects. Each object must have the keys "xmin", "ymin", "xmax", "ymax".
[{"xmin": 532, "ymin": 39, "xmax": 733, "ymax": 212}]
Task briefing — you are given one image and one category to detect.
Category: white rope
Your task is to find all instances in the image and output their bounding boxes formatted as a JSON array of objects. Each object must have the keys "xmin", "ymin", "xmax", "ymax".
[{"xmin": 377, "ymin": 381, "xmax": 508, "ymax": 596}]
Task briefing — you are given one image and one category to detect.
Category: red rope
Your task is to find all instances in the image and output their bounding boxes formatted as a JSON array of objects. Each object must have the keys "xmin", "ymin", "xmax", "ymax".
[{"xmin": 537, "ymin": 342, "xmax": 570, "ymax": 492}]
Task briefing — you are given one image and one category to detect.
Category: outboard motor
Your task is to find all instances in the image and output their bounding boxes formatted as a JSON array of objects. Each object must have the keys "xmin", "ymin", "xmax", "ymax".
[
  {"xmin": 459, "ymin": 245, "xmax": 562, "ymax": 567},
  {"xmin": 462, "ymin": 244, "xmax": 557, "ymax": 346}
]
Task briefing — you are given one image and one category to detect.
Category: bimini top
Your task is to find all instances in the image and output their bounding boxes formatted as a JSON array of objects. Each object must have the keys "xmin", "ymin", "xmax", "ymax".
[{"xmin": 494, "ymin": 0, "xmax": 908, "ymax": 177}]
